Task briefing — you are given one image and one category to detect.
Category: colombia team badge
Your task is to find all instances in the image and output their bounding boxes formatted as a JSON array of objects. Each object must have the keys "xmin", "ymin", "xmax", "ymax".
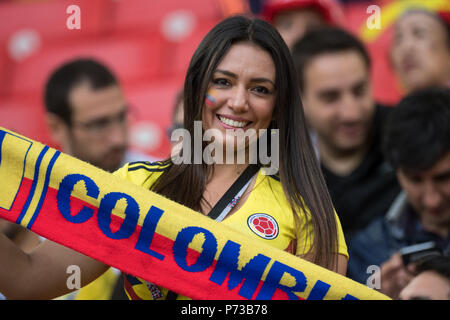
[{"xmin": 247, "ymin": 213, "xmax": 279, "ymax": 240}]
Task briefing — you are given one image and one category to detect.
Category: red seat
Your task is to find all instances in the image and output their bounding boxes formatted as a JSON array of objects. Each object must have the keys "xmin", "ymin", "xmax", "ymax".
[
  {"xmin": 0, "ymin": 0, "xmax": 110, "ymax": 45},
  {"xmin": 161, "ymin": 18, "xmax": 220, "ymax": 78},
  {"xmin": 8, "ymin": 34, "xmax": 164, "ymax": 96},
  {"xmin": 0, "ymin": 96, "xmax": 52, "ymax": 146},
  {"xmin": 110, "ymin": 0, "xmax": 222, "ymax": 34},
  {"xmin": 365, "ymin": 29, "xmax": 403, "ymax": 106},
  {"xmin": 124, "ymin": 80, "xmax": 183, "ymax": 159},
  {"xmin": 0, "ymin": 43, "xmax": 12, "ymax": 97},
  {"xmin": 344, "ymin": 3, "xmax": 402, "ymax": 105}
]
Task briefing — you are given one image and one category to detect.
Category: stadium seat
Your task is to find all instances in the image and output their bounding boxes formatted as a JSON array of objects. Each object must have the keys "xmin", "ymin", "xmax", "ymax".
[
  {"xmin": 124, "ymin": 80, "xmax": 183, "ymax": 159},
  {"xmin": 110, "ymin": 0, "xmax": 222, "ymax": 34},
  {"xmin": 160, "ymin": 18, "xmax": 220, "ymax": 78},
  {"xmin": 344, "ymin": 2, "xmax": 402, "ymax": 106},
  {"xmin": 8, "ymin": 34, "xmax": 164, "ymax": 96},
  {"xmin": 0, "ymin": 95, "xmax": 53, "ymax": 147},
  {"xmin": 0, "ymin": 42, "xmax": 12, "ymax": 97},
  {"xmin": 365, "ymin": 28, "xmax": 403, "ymax": 106},
  {"xmin": 0, "ymin": 0, "xmax": 110, "ymax": 46}
]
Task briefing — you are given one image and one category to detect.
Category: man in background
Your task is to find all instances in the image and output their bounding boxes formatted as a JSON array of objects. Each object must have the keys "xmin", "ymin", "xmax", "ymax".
[
  {"xmin": 44, "ymin": 58, "xmax": 155, "ymax": 300},
  {"xmin": 46, "ymin": 58, "xmax": 133, "ymax": 173},
  {"xmin": 347, "ymin": 88, "xmax": 450, "ymax": 299},
  {"xmin": 390, "ymin": 7, "xmax": 450, "ymax": 96},
  {"xmin": 0, "ymin": 57, "xmax": 133, "ymax": 282},
  {"xmin": 291, "ymin": 27, "xmax": 400, "ymax": 238},
  {"xmin": 399, "ymin": 255, "xmax": 450, "ymax": 300}
]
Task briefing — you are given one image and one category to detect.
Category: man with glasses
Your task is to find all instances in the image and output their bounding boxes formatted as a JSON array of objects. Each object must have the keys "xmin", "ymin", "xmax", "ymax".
[
  {"xmin": 45, "ymin": 58, "xmax": 132, "ymax": 173},
  {"xmin": 43, "ymin": 58, "xmax": 155, "ymax": 300}
]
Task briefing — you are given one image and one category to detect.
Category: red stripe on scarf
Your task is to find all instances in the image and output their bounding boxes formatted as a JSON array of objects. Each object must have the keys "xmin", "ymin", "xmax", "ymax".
[{"xmin": 0, "ymin": 178, "xmax": 297, "ymax": 300}]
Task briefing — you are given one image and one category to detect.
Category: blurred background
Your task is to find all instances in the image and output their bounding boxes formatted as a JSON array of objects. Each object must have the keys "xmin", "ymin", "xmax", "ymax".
[{"xmin": 0, "ymin": 0, "xmax": 428, "ymax": 159}]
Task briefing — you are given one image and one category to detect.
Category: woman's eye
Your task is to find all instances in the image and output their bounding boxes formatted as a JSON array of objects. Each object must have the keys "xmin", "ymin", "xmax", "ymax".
[
  {"xmin": 252, "ymin": 86, "xmax": 270, "ymax": 94},
  {"xmin": 213, "ymin": 78, "xmax": 230, "ymax": 87}
]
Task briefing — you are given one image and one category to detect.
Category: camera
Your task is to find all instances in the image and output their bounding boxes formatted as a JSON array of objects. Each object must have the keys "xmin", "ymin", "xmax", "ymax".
[{"xmin": 399, "ymin": 241, "xmax": 442, "ymax": 266}]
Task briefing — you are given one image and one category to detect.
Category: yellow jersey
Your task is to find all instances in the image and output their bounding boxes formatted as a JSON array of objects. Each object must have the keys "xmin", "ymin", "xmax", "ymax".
[{"xmin": 113, "ymin": 161, "xmax": 348, "ymax": 300}]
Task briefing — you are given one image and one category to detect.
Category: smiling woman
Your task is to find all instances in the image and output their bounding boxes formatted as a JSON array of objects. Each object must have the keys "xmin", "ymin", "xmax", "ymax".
[
  {"xmin": 0, "ymin": 15, "xmax": 348, "ymax": 301},
  {"xmin": 202, "ymin": 42, "xmax": 276, "ymax": 153},
  {"xmin": 144, "ymin": 15, "xmax": 349, "ymax": 292}
]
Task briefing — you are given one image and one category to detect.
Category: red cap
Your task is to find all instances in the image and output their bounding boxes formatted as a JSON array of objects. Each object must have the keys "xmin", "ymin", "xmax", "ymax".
[
  {"xmin": 437, "ymin": 11, "xmax": 450, "ymax": 26},
  {"xmin": 261, "ymin": 0, "xmax": 344, "ymax": 25}
]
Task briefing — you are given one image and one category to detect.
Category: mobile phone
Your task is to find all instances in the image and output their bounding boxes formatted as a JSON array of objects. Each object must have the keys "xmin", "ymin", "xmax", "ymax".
[{"xmin": 399, "ymin": 241, "xmax": 442, "ymax": 266}]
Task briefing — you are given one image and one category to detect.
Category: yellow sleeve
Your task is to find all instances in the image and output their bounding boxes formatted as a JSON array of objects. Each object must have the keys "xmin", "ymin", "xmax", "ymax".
[
  {"xmin": 112, "ymin": 162, "xmax": 131, "ymax": 179},
  {"xmin": 112, "ymin": 161, "xmax": 166, "ymax": 189},
  {"xmin": 335, "ymin": 212, "xmax": 348, "ymax": 259}
]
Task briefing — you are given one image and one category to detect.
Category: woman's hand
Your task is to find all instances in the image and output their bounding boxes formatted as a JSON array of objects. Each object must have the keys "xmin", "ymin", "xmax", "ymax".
[{"xmin": 0, "ymin": 233, "xmax": 109, "ymax": 299}]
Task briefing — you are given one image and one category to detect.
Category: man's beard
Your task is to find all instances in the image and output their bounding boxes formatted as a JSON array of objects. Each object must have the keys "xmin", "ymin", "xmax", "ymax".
[
  {"xmin": 68, "ymin": 137, "xmax": 126, "ymax": 173},
  {"xmin": 90, "ymin": 149, "xmax": 126, "ymax": 172}
]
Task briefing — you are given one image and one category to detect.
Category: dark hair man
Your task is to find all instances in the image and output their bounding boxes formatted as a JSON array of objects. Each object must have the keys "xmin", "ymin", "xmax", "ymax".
[
  {"xmin": 399, "ymin": 255, "xmax": 450, "ymax": 300},
  {"xmin": 44, "ymin": 58, "xmax": 154, "ymax": 300},
  {"xmin": 45, "ymin": 58, "xmax": 130, "ymax": 173},
  {"xmin": 291, "ymin": 27, "xmax": 401, "ymax": 238},
  {"xmin": 1, "ymin": 59, "xmax": 134, "ymax": 299},
  {"xmin": 347, "ymin": 88, "xmax": 450, "ymax": 299}
]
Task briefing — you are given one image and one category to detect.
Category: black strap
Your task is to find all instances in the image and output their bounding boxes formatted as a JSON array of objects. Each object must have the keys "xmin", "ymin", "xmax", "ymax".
[
  {"xmin": 165, "ymin": 164, "xmax": 260, "ymax": 300},
  {"xmin": 111, "ymin": 273, "xmax": 129, "ymax": 300},
  {"xmin": 207, "ymin": 164, "xmax": 260, "ymax": 220},
  {"xmin": 165, "ymin": 290, "xmax": 179, "ymax": 300}
]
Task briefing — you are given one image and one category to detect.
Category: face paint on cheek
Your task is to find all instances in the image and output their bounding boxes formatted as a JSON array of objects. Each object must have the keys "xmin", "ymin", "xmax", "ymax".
[{"xmin": 205, "ymin": 89, "xmax": 217, "ymax": 107}]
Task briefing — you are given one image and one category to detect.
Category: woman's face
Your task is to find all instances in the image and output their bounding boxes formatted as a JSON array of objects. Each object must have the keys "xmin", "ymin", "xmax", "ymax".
[
  {"xmin": 201, "ymin": 42, "xmax": 277, "ymax": 154},
  {"xmin": 391, "ymin": 11, "xmax": 450, "ymax": 93}
]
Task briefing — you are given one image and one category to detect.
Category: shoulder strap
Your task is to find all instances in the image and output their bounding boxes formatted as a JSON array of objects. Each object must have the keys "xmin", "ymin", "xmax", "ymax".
[
  {"xmin": 207, "ymin": 164, "xmax": 260, "ymax": 220},
  {"xmin": 165, "ymin": 290, "xmax": 179, "ymax": 300},
  {"xmin": 165, "ymin": 164, "xmax": 260, "ymax": 300}
]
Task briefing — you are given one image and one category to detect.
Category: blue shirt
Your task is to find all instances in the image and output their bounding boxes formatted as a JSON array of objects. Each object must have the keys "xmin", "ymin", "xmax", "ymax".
[{"xmin": 347, "ymin": 192, "xmax": 450, "ymax": 284}]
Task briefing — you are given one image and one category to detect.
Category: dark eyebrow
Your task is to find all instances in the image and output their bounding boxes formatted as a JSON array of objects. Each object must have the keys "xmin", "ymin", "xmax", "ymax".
[
  {"xmin": 317, "ymin": 89, "xmax": 340, "ymax": 100},
  {"xmin": 78, "ymin": 106, "xmax": 128, "ymax": 125},
  {"xmin": 215, "ymin": 69, "xmax": 236, "ymax": 78},
  {"xmin": 215, "ymin": 69, "xmax": 275, "ymax": 87},
  {"xmin": 434, "ymin": 170, "xmax": 450, "ymax": 182}
]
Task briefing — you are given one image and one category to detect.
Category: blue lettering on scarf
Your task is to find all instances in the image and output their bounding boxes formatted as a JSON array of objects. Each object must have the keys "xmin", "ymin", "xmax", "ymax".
[{"xmin": 173, "ymin": 226, "xmax": 217, "ymax": 272}]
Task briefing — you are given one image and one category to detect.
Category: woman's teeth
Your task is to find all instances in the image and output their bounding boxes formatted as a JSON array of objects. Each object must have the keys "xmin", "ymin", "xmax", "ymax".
[{"xmin": 218, "ymin": 116, "xmax": 249, "ymax": 128}]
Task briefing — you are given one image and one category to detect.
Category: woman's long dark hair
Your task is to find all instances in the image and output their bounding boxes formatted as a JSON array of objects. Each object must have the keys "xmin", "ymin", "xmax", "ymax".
[{"xmin": 151, "ymin": 15, "xmax": 338, "ymax": 270}]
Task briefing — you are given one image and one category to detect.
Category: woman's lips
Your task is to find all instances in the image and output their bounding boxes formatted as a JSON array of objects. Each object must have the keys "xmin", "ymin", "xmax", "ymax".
[{"xmin": 216, "ymin": 115, "xmax": 252, "ymax": 129}]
